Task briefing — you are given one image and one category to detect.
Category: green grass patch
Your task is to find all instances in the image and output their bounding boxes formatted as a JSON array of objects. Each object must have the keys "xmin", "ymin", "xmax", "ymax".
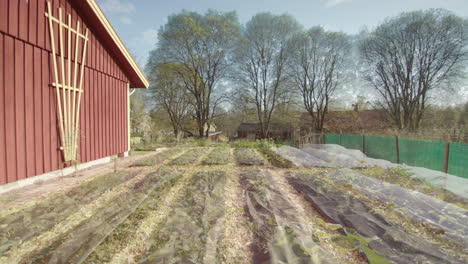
[
  {"xmin": 170, "ymin": 148, "xmax": 208, "ymax": 165},
  {"xmin": 202, "ymin": 148, "xmax": 232, "ymax": 165},
  {"xmin": 257, "ymin": 148, "xmax": 295, "ymax": 168},
  {"xmin": 234, "ymin": 148, "xmax": 264, "ymax": 166},
  {"xmin": 355, "ymin": 167, "xmax": 468, "ymax": 210},
  {"xmin": 131, "ymin": 148, "xmax": 183, "ymax": 167}
]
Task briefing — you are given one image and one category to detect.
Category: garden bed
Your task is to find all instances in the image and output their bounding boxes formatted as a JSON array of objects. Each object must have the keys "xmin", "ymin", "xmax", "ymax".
[
  {"xmin": 170, "ymin": 148, "xmax": 209, "ymax": 165},
  {"xmin": 202, "ymin": 148, "xmax": 232, "ymax": 165},
  {"xmin": 130, "ymin": 148, "xmax": 184, "ymax": 167},
  {"xmin": 234, "ymin": 148, "xmax": 264, "ymax": 166}
]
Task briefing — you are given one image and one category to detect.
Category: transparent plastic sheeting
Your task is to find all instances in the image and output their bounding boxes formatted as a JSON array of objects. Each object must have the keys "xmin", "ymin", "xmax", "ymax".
[
  {"xmin": 326, "ymin": 169, "xmax": 468, "ymax": 249},
  {"xmin": 307, "ymin": 144, "xmax": 468, "ymax": 198},
  {"xmin": 287, "ymin": 172, "xmax": 465, "ymax": 264},
  {"xmin": 0, "ymin": 169, "xmax": 181, "ymax": 264},
  {"xmin": 271, "ymin": 145, "xmax": 339, "ymax": 167},
  {"xmin": 240, "ymin": 169, "xmax": 337, "ymax": 264},
  {"xmin": 136, "ymin": 171, "xmax": 227, "ymax": 263},
  {"xmin": 273, "ymin": 144, "xmax": 468, "ymax": 198}
]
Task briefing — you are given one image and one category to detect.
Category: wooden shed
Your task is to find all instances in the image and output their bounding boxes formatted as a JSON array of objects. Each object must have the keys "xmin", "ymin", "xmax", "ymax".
[{"xmin": 0, "ymin": 0, "xmax": 149, "ymax": 186}]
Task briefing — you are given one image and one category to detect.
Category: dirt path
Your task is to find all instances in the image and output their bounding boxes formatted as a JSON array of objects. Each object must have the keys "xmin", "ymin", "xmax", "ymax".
[
  {"xmin": 220, "ymin": 167, "xmax": 254, "ymax": 264},
  {"xmin": 0, "ymin": 150, "xmax": 163, "ymax": 212}
]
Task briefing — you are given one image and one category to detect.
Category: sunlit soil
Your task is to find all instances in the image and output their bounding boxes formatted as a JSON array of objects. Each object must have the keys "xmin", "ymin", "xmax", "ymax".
[{"xmin": 0, "ymin": 146, "xmax": 466, "ymax": 263}]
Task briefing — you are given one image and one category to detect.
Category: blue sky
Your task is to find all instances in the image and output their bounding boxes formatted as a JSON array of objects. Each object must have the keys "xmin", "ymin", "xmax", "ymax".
[{"xmin": 96, "ymin": 0, "xmax": 468, "ymax": 69}]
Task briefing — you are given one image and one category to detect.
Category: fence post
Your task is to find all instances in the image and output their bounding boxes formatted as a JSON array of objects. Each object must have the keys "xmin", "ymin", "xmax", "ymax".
[
  {"xmin": 443, "ymin": 142, "xmax": 450, "ymax": 174},
  {"xmin": 339, "ymin": 133, "xmax": 342, "ymax": 145},
  {"xmin": 361, "ymin": 135, "xmax": 365, "ymax": 154},
  {"xmin": 394, "ymin": 136, "xmax": 399, "ymax": 164}
]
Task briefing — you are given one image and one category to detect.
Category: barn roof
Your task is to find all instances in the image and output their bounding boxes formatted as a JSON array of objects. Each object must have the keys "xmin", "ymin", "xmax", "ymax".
[{"xmin": 75, "ymin": 0, "xmax": 149, "ymax": 88}]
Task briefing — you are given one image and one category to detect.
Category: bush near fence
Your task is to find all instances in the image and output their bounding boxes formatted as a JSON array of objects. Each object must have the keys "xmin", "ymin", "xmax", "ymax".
[{"xmin": 323, "ymin": 134, "xmax": 467, "ymax": 179}]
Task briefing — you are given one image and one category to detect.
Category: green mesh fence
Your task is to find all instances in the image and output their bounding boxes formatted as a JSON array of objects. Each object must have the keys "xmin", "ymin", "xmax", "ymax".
[
  {"xmin": 398, "ymin": 138, "xmax": 445, "ymax": 171},
  {"xmin": 448, "ymin": 143, "xmax": 468, "ymax": 178},
  {"xmin": 340, "ymin": 134, "xmax": 362, "ymax": 150},
  {"xmin": 324, "ymin": 134, "xmax": 340, "ymax": 144},
  {"xmin": 323, "ymin": 134, "xmax": 466, "ymax": 179},
  {"xmin": 364, "ymin": 135, "xmax": 396, "ymax": 163}
]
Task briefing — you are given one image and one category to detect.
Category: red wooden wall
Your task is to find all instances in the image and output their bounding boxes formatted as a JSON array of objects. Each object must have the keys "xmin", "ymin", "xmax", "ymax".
[{"xmin": 0, "ymin": 0, "xmax": 130, "ymax": 184}]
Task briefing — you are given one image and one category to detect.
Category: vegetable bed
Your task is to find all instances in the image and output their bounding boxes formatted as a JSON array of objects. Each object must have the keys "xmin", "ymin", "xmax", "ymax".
[
  {"xmin": 202, "ymin": 148, "xmax": 232, "ymax": 165},
  {"xmin": 234, "ymin": 148, "xmax": 264, "ymax": 166}
]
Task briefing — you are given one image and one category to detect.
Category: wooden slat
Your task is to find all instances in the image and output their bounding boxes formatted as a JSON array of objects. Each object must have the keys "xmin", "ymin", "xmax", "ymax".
[
  {"xmin": 118, "ymin": 82, "xmax": 122, "ymax": 153},
  {"xmin": 0, "ymin": 33, "xmax": 6, "ymax": 184},
  {"xmin": 105, "ymin": 76, "xmax": 110, "ymax": 156},
  {"xmin": 85, "ymin": 68, "xmax": 90, "ymax": 162},
  {"xmin": 42, "ymin": 50, "xmax": 51, "ymax": 172},
  {"xmin": 124, "ymin": 82, "xmax": 128, "ymax": 151},
  {"xmin": 84, "ymin": 68, "xmax": 89, "ymax": 162},
  {"xmin": 93, "ymin": 71, "xmax": 97, "ymax": 159},
  {"xmin": 117, "ymin": 81, "xmax": 121, "ymax": 153},
  {"xmin": 5, "ymin": 36, "xmax": 16, "ymax": 183},
  {"xmin": 112, "ymin": 78, "xmax": 116, "ymax": 155},
  {"xmin": 34, "ymin": 47, "xmax": 44, "ymax": 174},
  {"xmin": 0, "ymin": 0, "xmax": 8, "ymax": 33},
  {"xmin": 19, "ymin": 0, "xmax": 29, "ymax": 41},
  {"xmin": 50, "ymin": 54, "xmax": 59, "ymax": 171},
  {"xmin": 15, "ymin": 39, "xmax": 26, "ymax": 181},
  {"xmin": 99, "ymin": 73, "xmax": 103, "ymax": 158},
  {"xmin": 25, "ymin": 43, "xmax": 36, "ymax": 178},
  {"xmin": 8, "ymin": 0, "xmax": 19, "ymax": 37},
  {"xmin": 45, "ymin": 13, "xmax": 88, "ymax": 41},
  {"xmin": 37, "ymin": 0, "xmax": 45, "ymax": 48},
  {"xmin": 28, "ymin": 0, "xmax": 38, "ymax": 45}
]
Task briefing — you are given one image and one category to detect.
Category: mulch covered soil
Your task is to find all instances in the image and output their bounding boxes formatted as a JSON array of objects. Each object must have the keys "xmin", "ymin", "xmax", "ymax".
[{"xmin": 0, "ymin": 146, "xmax": 466, "ymax": 264}]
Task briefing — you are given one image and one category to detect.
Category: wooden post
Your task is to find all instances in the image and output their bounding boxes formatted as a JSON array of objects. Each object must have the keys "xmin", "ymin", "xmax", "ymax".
[
  {"xmin": 361, "ymin": 135, "xmax": 365, "ymax": 154},
  {"xmin": 339, "ymin": 132, "xmax": 342, "ymax": 145},
  {"xmin": 443, "ymin": 142, "xmax": 450, "ymax": 174},
  {"xmin": 394, "ymin": 136, "xmax": 399, "ymax": 164}
]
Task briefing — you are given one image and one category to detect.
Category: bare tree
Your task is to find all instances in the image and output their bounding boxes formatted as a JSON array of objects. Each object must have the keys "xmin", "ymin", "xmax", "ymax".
[
  {"xmin": 360, "ymin": 9, "xmax": 468, "ymax": 130},
  {"xmin": 234, "ymin": 13, "xmax": 300, "ymax": 138},
  {"xmin": 147, "ymin": 63, "xmax": 191, "ymax": 138},
  {"xmin": 289, "ymin": 26, "xmax": 351, "ymax": 132},
  {"xmin": 148, "ymin": 10, "xmax": 240, "ymax": 137}
]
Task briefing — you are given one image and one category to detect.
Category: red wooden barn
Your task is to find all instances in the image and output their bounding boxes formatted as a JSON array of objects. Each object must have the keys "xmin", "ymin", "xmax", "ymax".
[{"xmin": 0, "ymin": 0, "xmax": 149, "ymax": 187}]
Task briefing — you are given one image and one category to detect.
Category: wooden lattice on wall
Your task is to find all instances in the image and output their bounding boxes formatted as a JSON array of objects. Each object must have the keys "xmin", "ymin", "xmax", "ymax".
[{"xmin": 45, "ymin": 2, "xmax": 89, "ymax": 162}]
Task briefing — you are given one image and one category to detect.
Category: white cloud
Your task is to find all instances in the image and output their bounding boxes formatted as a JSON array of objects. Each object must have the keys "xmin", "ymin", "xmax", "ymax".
[
  {"xmin": 324, "ymin": 0, "xmax": 353, "ymax": 8},
  {"xmin": 120, "ymin": 16, "xmax": 133, "ymax": 25},
  {"xmin": 100, "ymin": 0, "xmax": 136, "ymax": 14},
  {"xmin": 141, "ymin": 29, "xmax": 158, "ymax": 45}
]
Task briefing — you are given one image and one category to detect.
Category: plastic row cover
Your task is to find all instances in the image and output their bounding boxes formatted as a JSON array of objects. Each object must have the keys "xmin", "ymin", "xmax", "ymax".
[
  {"xmin": 240, "ymin": 169, "xmax": 337, "ymax": 264},
  {"xmin": 305, "ymin": 144, "xmax": 468, "ymax": 198},
  {"xmin": 137, "ymin": 170, "xmax": 227, "ymax": 263},
  {"xmin": 275, "ymin": 144, "xmax": 468, "ymax": 198},
  {"xmin": 0, "ymin": 170, "xmax": 141, "ymax": 257},
  {"xmin": 325, "ymin": 169, "xmax": 468, "ymax": 249},
  {"xmin": 288, "ymin": 172, "xmax": 465, "ymax": 264}
]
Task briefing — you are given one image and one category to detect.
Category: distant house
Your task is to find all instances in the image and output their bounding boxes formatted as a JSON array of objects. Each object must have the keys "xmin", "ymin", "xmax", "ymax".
[
  {"xmin": 237, "ymin": 123, "xmax": 293, "ymax": 140},
  {"xmin": 183, "ymin": 121, "xmax": 222, "ymax": 138},
  {"xmin": 300, "ymin": 110, "xmax": 390, "ymax": 134}
]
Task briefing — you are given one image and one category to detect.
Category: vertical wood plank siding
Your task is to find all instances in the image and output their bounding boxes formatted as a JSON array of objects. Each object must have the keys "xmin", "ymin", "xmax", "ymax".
[{"xmin": 0, "ymin": 0, "xmax": 130, "ymax": 184}]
